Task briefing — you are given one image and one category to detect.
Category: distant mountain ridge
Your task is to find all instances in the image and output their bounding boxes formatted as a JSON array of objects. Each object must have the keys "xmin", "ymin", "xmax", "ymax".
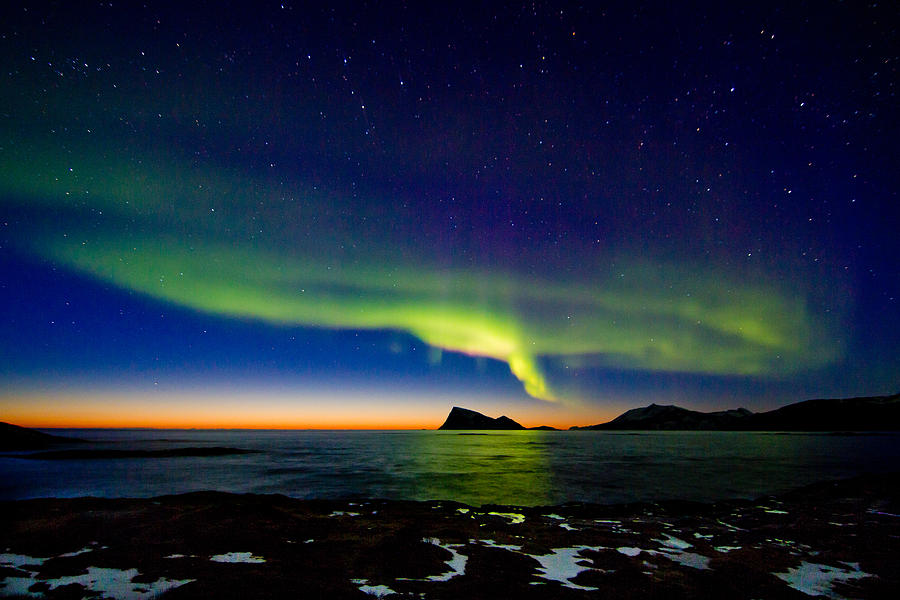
[
  {"xmin": 571, "ymin": 392, "xmax": 900, "ymax": 431},
  {"xmin": 569, "ymin": 404, "xmax": 754, "ymax": 431}
]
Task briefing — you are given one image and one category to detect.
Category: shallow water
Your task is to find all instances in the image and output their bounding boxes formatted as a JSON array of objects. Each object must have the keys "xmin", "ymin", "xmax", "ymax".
[{"xmin": 2, "ymin": 429, "xmax": 898, "ymax": 505}]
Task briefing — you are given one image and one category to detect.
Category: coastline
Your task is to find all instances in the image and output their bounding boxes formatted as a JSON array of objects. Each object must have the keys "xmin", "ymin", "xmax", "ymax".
[{"xmin": 2, "ymin": 472, "xmax": 898, "ymax": 599}]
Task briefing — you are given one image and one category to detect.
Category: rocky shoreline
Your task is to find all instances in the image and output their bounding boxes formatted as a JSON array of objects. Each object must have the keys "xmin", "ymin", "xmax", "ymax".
[{"xmin": 2, "ymin": 473, "xmax": 898, "ymax": 599}]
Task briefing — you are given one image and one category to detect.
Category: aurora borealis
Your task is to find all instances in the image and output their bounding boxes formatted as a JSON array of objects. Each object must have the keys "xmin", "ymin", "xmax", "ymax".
[{"xmin": 1, "ymin": 2, "xmax": 897, "ymax": 427}]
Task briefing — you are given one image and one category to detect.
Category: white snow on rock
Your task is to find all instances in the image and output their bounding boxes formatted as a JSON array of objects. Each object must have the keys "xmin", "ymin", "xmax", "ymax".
[
  {"xmin": 663, "ymin": 550, "xmax": 711, "ymax": 570},
  {"xmin": 0, "ymin": 553, "xmax": 47, "ymax": 569},
  {"xmin": 774, "ymin": 561, "xmax": 872, "ymax": 599},
  {"xmin": 616, "ymin": 542, "xmax": 711, "ymax": 570},
  {"xmin": 526, "ymin": 546, "xmax": 602, "ymax": 591},
  {"xmin": 655, "ymin": 534, "xmax": 692, "ymax": 550},
  {"xmin": 422, "ymin": 538, "xmax": 467, "ymax": 582},
  {"xmin": 351, "ymin": 579, "xmax": 397, "ymax": 597},
  {"xmin": 210, "ymin": 551, "xmax": 266, "ymax": 563},
  {"xmin": 57, "ymin": 547, "xmax": 93, "ymax": 558},
  {"xmin": 0, "ymin": 561, "xmax": 193, "ymax": 599}
]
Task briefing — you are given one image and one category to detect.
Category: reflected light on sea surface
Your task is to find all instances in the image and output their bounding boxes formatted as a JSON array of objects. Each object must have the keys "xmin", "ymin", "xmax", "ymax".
[{"xmin": 405, "ymin": 431, "xmax": 555, "ymax": 506}]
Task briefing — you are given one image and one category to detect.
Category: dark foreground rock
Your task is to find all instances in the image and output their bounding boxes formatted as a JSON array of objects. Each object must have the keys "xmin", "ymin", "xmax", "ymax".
[{"xmin": 2, "ymin": 473, "xmax": 898, "ymax": 599}]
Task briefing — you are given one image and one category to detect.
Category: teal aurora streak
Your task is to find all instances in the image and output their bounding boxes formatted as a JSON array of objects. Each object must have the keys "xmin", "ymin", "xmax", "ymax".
[{"xmin": 1, "ymin": 146, "xmax": 840, "ymax": 402}]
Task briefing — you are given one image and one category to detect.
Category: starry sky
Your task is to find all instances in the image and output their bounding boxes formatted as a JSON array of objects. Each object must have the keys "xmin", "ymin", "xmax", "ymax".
[{"xmin": 1, "ymin": 1, "xmax": 897, "ymax": 428}]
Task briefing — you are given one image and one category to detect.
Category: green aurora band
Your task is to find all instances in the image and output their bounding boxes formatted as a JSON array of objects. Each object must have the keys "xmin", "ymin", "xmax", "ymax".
[{"xmin": 1, "ymin": 147, "xmax": 840, "ymax": 402}]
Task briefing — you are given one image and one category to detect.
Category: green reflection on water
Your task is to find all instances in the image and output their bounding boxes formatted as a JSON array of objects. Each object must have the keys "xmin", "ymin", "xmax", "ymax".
[{"xmin": 404, "ymin": 430, "xmax": 556, "ymax": 506}]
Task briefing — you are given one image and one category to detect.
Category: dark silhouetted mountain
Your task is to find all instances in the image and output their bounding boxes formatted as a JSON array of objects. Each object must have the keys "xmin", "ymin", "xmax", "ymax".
[
  {"xmin": 438, "ymin": 407, "xmax": 525, "ymax": 430},
  {"xmin": 746, "ymin": 393, "xmax": 900, "ymax": 431},
  {"xmin": 570, "ymin": 404, "xmax": 753, "ymax": 430},
  {"xmin": 0, "ymin": 422, "xmax": 83, "ymax": 450},
  {"xmin": 571, "ymin": 393, "xmax": 900, "ymax": 431},
  {"xmin": 527, "ymin": 425, "xmax": 560, "ymax": 431}
]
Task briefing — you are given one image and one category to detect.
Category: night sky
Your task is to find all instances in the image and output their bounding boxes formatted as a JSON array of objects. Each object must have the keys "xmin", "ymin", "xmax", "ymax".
[{"xmin": 1, "ymin": 2, "xmax": 897, "ymax": 428}]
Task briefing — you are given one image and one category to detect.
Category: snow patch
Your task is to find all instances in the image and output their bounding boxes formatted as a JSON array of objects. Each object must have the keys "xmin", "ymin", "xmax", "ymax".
[
  {"xmin": 422, "ymin": 538, "xmax": 467, "ymax": 582},
  {"xmin": 664, "ymin": 551, "xmax": 711, "ymax": 570},
  {"xmin": 352, "ymin": 579, "xmax": 397, "ymax": 597},
  {"xmin": 210, "ymin": 551, "xmax": 266, "ymax": 563},
  {"xmin": 0, "ymin": 563, "xmax": 193, "ymax": 599},
  {"xmin": 0, "ymin": 553, "xmax": 47, "ymax": 569},
  {"xmin": 57, "ymin": 547, "xmax": 93, "ymax": 558},
  {"xmin": 617, "ymin": 543, "xmax": 710, "ymax": 570},
  {"xmin": 655, "ymin": 534, "xmax": 692, "ymax": 550},
  {"xmin": 775, "ymin": 561, "xmax": 872, "ymax": 599},
  {"xmin": 527, "ymin": 546, "xmax": 602, "ymax": 591}
]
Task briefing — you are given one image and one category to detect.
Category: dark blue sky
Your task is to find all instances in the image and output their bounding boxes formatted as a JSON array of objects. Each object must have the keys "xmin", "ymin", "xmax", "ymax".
[{"xmin": 1, "ymin": 1, "xmax": 897, "ymax": 427}]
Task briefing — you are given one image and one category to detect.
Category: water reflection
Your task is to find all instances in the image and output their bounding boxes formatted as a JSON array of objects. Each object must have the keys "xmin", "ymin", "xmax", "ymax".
[
  {"xmin": 403, "ymin": 431, "xmax": 554, "ymax": 505},
  {"xmin": 2, "ymin": 430, "xmax": 899, "ymax": 505}
]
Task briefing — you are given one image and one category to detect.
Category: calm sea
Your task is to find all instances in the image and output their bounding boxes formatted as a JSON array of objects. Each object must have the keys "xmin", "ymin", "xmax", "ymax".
[{"xmin": 2, "ymin": 430, "xmax": 898, "ymax": 506}]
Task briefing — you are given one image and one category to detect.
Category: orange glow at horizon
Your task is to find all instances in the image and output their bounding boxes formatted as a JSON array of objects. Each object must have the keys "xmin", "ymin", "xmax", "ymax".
[
  {"xmin": 3, "ymin": 393, "xmax": 439, "ymax": 429},
  {"xmin": 1, "ymin": 390, "xmax": 618, "ymax": 430}
]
